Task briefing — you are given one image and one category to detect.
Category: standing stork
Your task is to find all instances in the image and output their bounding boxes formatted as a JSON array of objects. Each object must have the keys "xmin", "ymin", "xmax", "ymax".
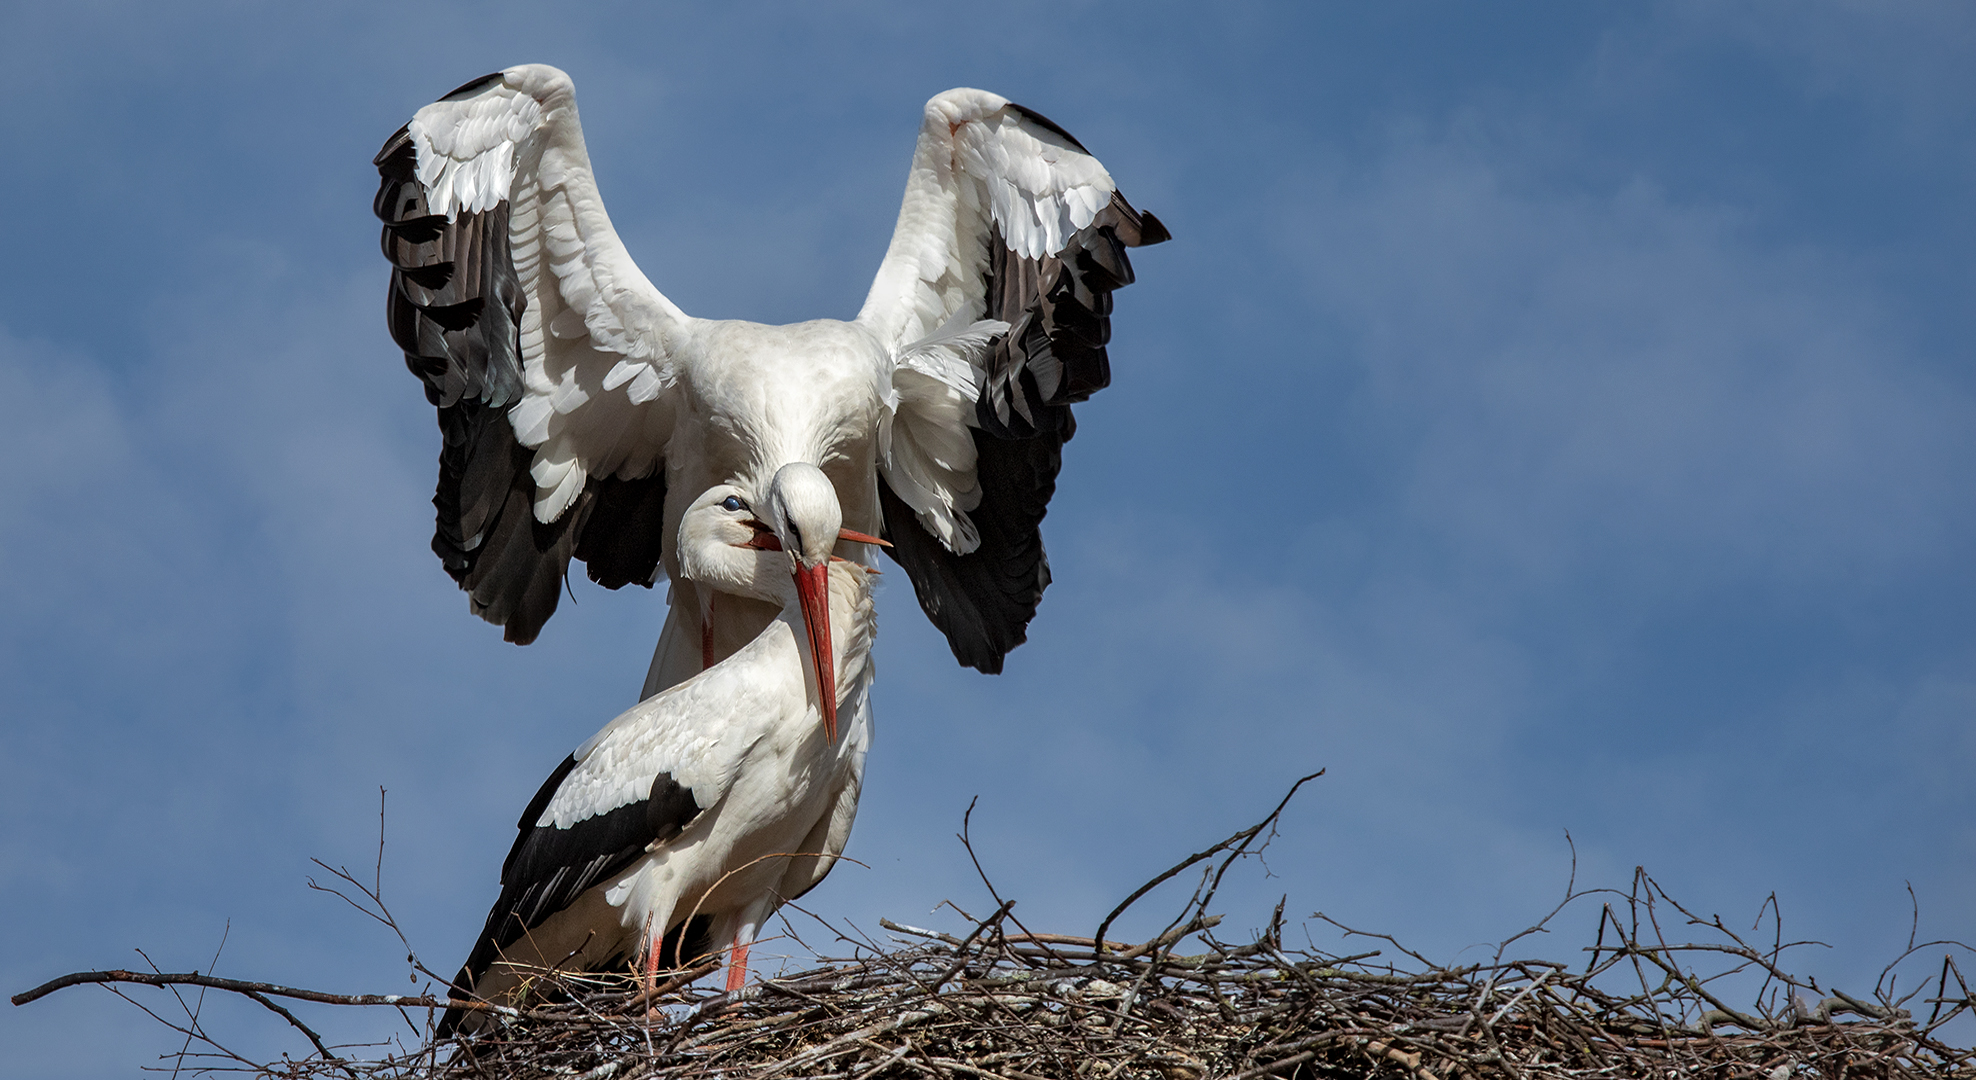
[
  {"xmin": 374, "ymin": 65, "xmax": 1166, "ymax": 694},
  {"xmin": 442, "ymin": 470, "xmax": 881, "ymax": 1034}
]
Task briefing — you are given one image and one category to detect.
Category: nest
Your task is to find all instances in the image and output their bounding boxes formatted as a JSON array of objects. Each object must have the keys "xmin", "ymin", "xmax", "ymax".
[{"xmin": 16, "ymin": 777, "xmax": 1976, "ymax": 1079}]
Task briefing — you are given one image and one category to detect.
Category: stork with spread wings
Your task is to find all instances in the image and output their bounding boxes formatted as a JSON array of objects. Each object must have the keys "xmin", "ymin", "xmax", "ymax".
[{"xmin": 374, "ymin": 65, "xmax": 1167, "ymax": 691}]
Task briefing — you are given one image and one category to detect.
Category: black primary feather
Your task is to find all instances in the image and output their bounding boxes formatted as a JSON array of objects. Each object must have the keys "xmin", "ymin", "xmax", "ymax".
[
  {"xmin": 375, "ymin": 107, "xmax": 668, "ymax": 645},
  {"xmin": 880, "ymin": 421, "xmax": 1065, "ymax": 674},
  {"xmin": 886, "ymin": 121, "xmax": 1166, "ymax": 671},
  {"xmin": 441, "ymin": 758, "xmax": 704, "ymax": 1033}
]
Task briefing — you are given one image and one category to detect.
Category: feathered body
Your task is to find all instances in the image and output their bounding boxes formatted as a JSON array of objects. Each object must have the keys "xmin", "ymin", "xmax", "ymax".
[
  {"xmin": 445, "ymin": 477, "xmax": 876, "ymax": 1033},
  {"xmin": 374, "ymin": 66, "xmax": 1166, "ymax": 689}
]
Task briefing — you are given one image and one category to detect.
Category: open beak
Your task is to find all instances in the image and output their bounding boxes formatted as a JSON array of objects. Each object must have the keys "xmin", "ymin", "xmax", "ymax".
[{"xmin": 792, "ymin": 561, "xmax": 836, "ymax": 744}]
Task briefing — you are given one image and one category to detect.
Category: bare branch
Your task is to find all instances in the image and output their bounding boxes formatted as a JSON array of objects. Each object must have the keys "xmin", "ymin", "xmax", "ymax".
[
  {"xmin": 1092, "ymin": 770, "xmax": 1322, "ymax": 954},
  {"xmin": 16, "ymin": 774, "xmax": 1972, "ymax": 1080}
]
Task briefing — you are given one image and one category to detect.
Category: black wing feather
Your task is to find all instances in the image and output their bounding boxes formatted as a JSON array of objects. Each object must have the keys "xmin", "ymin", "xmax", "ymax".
[
  {"xmin": 883, "ymin": 127, "xmax": 1166, "ymax": 672},
  {"xmin": 443, "ymin": 757, "xmax": 703, "ymax": 1031},
  {"xmin": 375, "ymin": 110, "xmax": 667, "ymax": 645},
  {"xmin": 975, "ymin": 191, "xmax": 1166, "ymax": 439},
  {"xmin": 880, "ymin": 423, "xmax": 1064, "ymax": 674},
  {"xmin": 575, "ymin": 474, "xmax": 669, "ymax": 590}
]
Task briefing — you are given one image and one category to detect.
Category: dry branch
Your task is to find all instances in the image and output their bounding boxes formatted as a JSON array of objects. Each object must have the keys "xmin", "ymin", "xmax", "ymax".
[{"xmin": 15, "ymin": 775, "xmax": 1974, "ymax": 1079}]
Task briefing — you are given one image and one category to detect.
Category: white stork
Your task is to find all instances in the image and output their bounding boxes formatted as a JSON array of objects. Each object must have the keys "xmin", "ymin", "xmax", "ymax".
[
  {"xmin": 441, "ymin": 468, "xmax": 881, "ymax": 1034},
  {"xmin": 373, "ymin": 65, "xmax": 1166, "ymax": 692}
]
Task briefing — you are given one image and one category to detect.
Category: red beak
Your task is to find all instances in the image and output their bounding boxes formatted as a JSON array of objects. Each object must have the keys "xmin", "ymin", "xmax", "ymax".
[
  {"xmin": 792, "ymin": 561, "xmax": 836, "ymax": 744},
  {"xmin": 836, "ymin": 527, "xmax": 890, "ymax": 548}
]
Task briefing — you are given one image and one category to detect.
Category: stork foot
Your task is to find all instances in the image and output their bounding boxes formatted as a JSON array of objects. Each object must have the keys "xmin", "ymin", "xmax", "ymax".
[{"xmin": 725, "ymin": 938, "xmax": 751, "ymax": 992}]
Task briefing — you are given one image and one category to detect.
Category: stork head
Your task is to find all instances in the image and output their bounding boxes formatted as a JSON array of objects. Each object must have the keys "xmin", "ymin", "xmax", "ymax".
[
  {"xmin": 761, "ymin": 462, "xmax": 844, "ymax": 572},
  {"xmin": 676, "ymin": 465, "xmax": 884, "ymax": 744}
]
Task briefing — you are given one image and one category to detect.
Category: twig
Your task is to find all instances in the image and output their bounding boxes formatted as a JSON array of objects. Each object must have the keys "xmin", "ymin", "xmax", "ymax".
[
  {"xmin": 17, "ymin": 773, "xmax": 1973, "ymax": 1080},
  {"xmin": 1092, "ymin": 770, "xmax": 1321, "ymax": 954}
]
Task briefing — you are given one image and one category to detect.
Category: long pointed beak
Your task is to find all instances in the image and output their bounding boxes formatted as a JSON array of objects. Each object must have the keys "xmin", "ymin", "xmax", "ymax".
[
  {"xmin": 836, "ymin": 527, "xmax": 890, "ymax": 548},
  {"xmin": 792, "ymin": 561, "xmax": 836, "ymax": 743}
]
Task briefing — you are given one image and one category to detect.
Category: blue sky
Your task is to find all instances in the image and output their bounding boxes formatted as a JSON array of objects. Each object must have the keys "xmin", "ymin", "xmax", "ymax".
[{"xmin": 3, "ymin": 3, "xmax": 1971, "ymax": 1073}]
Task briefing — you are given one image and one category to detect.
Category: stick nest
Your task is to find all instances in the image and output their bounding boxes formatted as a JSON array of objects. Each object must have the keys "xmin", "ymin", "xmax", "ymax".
[
  {"xmin": 17, "ymin": 777, "xmax": 1975, "ymax": 1079},
  {"xmin": 391, "ymin": 893, "xmax": 1976, "ymax": 1080}
]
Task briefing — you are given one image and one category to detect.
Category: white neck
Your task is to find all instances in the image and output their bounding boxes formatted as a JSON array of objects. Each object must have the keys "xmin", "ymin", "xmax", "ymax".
[
  {"xmin": 679, "ymin": 538, "xmax": 801, "ymax": 610},
  {"xmin": 676, "ymin": 526, "xmax": 878, "ymax": 687}
]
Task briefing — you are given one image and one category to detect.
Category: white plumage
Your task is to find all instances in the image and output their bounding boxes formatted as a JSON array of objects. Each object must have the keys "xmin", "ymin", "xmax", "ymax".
[
  {"xmin": 376, "ymin": 63, "xmax": 1166, "ymax": 681},
  {"xmin": 442, "ymin": 469, "xmax": 878, "ymax": 1032},
  {"xmin": 378, "ymin": 67, "xmax": 1162, "ymax": 1022}
]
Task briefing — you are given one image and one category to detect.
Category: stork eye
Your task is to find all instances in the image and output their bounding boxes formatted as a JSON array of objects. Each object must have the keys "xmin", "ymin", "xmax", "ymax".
[{"xmin": 721, "ymin": 495, "xmax": 747, "ymax": 512}]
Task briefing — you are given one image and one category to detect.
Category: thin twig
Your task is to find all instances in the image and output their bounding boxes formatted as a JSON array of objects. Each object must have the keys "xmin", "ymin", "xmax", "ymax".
[{"xmin": 1093, "ymin": 770, "xmax": 1321, "ymax": 954}]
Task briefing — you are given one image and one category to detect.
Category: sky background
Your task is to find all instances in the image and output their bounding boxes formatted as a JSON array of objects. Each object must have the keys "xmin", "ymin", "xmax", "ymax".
[{"xmin": 3, "ymin": 2, "xmax": 1972, "ymax": 1074}]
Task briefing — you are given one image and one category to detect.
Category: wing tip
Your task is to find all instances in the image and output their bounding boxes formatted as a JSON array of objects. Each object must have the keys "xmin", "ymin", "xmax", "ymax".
[
  {"xmin": 1105, "ymin": 192, "xmax": 1170, "ymax": 248},
  {"xmin": 1007, "ymin": 101, "xmax": 1092, "ymax": 154},
  {"xmin": 439, "ymin": 71, "xmax": 507, "ymax": 103},
  {"xmin": 372, "ymin": 123, "xmax": 413, "ymax": 170},
  {"xmin": 500, "ymin": 618, "xmax": 545, "ymax": 646},
  {"xmin": 961, "ymin": 646, "xmax": 1010, "ymax": 675}
]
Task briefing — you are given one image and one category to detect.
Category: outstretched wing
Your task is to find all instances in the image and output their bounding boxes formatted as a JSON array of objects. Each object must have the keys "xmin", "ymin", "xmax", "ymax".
[
  {"xmin": 375, "ymin": 65, "xmax": 689, "ymax": 644},
  {"xmin": 858, "ymin": 89, "xmax": 1168, "ymax": 673}
]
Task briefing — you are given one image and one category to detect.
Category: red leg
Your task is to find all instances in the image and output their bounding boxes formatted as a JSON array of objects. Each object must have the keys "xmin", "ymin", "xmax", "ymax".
[
  {"xmin": 725, "ymin": 935, "xmax": 751, "ymax": 992},
  {"xmin": 642, "ymin": 923, "xmax": 662, "ymax": 1002}
]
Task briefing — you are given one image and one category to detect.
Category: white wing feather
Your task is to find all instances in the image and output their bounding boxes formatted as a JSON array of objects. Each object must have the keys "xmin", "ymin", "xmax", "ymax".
[
  {"xmin": 537, "ymin": 558, "xmax": 872, "ymax": 830},
  {"xmin": 540, "ymin": 649, "xmax": 792, "ymax": 830},
  {"xmin": 879, "ymin": 315, "xmax": 1007, "ymax": 550},
  {"xmin": 857, "ymin": 89, "xmax": 1115, "ymax": 352},
  {"xmin": 858, "ymin": 89, "xmax": 1119, "ymax": 554},
  {"xmin": 409, "ymin": 65, "xmax": 689, "ymax": 525}
]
